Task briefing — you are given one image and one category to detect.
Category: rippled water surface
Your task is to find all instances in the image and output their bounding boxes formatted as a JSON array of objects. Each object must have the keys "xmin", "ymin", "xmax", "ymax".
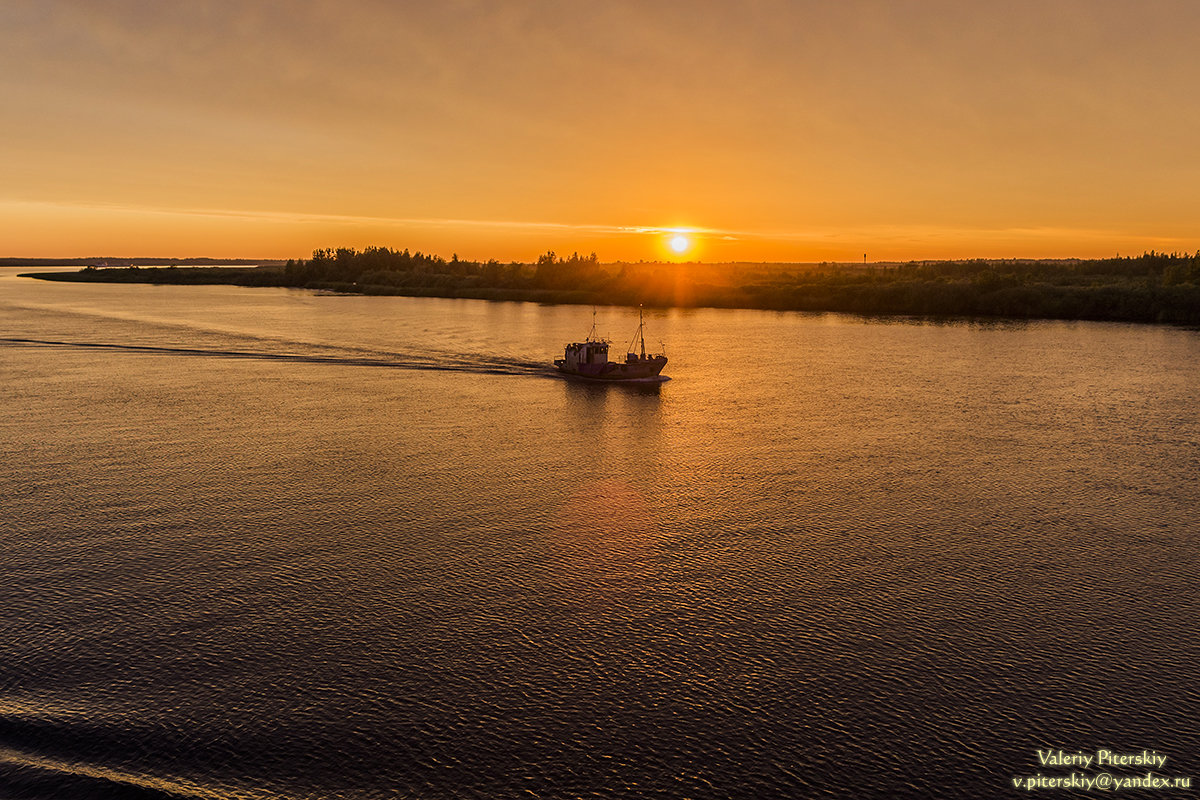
[{"xmin": 2, "ymin": 267, "xmax": 1199, "ymax": 799}]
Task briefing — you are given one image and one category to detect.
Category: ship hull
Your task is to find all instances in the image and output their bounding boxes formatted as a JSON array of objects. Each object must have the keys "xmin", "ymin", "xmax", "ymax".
[{"xmin": 554, "ymin": 356, "xmax": 668, "ymax": 382}]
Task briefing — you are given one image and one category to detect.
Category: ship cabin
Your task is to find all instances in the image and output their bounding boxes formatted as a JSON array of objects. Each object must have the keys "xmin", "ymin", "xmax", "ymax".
[{"xmin": 560, "ymin": 339, "xmax": 609, "ymax": 371}]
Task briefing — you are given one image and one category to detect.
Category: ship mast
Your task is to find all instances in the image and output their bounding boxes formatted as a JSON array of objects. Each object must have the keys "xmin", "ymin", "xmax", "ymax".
[
  {"xmin": 638, "ymin": 304, "xmax": 648, "ymax": 357},
  {"xmin": 637, "ymin": 305, "xmax": 646, "ymax": 359}
]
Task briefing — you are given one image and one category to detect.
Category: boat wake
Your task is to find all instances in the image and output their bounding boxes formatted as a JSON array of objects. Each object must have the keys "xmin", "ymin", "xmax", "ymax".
[
  {"xmin": 0, "ymin": 744, "xmax": 273, "ymax": 800},
  {"xmin": 0, "ymin": 337, "xmax": 555, "ymax": 378}
]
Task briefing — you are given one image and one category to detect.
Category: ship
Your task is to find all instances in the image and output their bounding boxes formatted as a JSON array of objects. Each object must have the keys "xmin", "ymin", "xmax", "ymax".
[{"xmin": 554, "ymin": 307, "xmax": 668, "ymax": 382}]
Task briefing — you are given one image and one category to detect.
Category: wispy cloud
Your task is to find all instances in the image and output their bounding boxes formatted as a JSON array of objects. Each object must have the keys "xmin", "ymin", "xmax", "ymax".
[
  {"xmin": 3, "ymin": 199, "xmax": 733, "ymax": 238},
  {"xmin": 4, "ymin": 199, "xmax": 1192, "ymax": 253}
]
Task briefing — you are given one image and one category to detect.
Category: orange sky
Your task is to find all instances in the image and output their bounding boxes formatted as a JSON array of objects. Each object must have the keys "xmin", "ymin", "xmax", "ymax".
[{"xmin": 3, "ymin": 1, "xmax": 1200, "ymax": 262}]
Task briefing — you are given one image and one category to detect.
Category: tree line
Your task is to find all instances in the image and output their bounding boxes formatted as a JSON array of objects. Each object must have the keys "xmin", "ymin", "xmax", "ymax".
[{"xmin": 26, "ymin": 247, "xmax": 1200, "ymax": 324}]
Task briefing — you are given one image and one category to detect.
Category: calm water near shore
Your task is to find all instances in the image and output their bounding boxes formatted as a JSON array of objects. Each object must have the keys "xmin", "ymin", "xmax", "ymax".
[{"xmin": 2, "ymin": 266, "xmax": 1198, "ymax": 799}]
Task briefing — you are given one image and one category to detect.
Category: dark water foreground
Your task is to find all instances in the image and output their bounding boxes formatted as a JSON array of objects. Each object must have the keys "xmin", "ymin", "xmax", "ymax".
[{"xmin": 2, "ymin": 268, "xmax": 1198, "ymax": 799}]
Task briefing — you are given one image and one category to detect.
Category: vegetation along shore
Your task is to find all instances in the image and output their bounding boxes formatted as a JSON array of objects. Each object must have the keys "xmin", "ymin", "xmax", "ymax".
[{"xmin": 23, "ymin": 247, "xmax": 1200, "ymax": 325}]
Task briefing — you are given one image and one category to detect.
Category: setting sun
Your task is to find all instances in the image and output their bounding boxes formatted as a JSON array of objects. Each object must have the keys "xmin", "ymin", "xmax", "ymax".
[{"xmin": 669, "ymin": 235, "xmax": 690, "ymax": 254}]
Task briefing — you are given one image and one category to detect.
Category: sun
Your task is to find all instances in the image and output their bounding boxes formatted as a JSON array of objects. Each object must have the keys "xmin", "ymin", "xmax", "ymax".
[{"xmin": 669, "ymin": 234, "xmax": 690, "ymax": 254}]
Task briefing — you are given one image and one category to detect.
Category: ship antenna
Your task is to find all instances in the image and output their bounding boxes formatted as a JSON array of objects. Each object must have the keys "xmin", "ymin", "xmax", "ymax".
[{"xmin": 589, "ymin": 306, "xmax": 597, "ymax": 341}]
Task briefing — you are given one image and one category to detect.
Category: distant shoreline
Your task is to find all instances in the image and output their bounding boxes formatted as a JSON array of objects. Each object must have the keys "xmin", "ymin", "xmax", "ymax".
[
  {"xmin": 20, "ymin": 248, "xmax": 1200, "ymax": 325},
  {"xmin": 2, "ymin": 257, "xmax": 286, "ymax": 268}
]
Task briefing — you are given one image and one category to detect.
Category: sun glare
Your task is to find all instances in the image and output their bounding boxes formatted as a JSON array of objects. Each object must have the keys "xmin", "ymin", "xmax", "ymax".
[{"xmin": 669, "ymin": 234, "xmax": 690, "ymax": 254}]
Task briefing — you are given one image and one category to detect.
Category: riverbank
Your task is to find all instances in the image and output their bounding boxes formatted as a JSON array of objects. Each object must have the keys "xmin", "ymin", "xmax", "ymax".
[{"xmin": 22, "ymin": 249, "xmax": 1200, "ymax": 324}]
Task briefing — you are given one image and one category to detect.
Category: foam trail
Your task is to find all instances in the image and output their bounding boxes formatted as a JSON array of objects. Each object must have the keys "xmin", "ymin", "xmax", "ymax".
[{"xmin": 0, "ymin": 337, "xmax": 554, "ymax": 378}]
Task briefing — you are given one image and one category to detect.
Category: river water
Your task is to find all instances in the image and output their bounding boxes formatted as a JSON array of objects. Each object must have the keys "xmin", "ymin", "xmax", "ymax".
[{"xmin": 2, "ymin": 267, "xmax": 1198, "ymax": 799}]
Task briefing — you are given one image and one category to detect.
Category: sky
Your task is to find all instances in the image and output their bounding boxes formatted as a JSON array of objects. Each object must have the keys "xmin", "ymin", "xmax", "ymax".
[{"xmin": 3, "ymin": 0, "xmax": 1200, "ymax": 262}]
